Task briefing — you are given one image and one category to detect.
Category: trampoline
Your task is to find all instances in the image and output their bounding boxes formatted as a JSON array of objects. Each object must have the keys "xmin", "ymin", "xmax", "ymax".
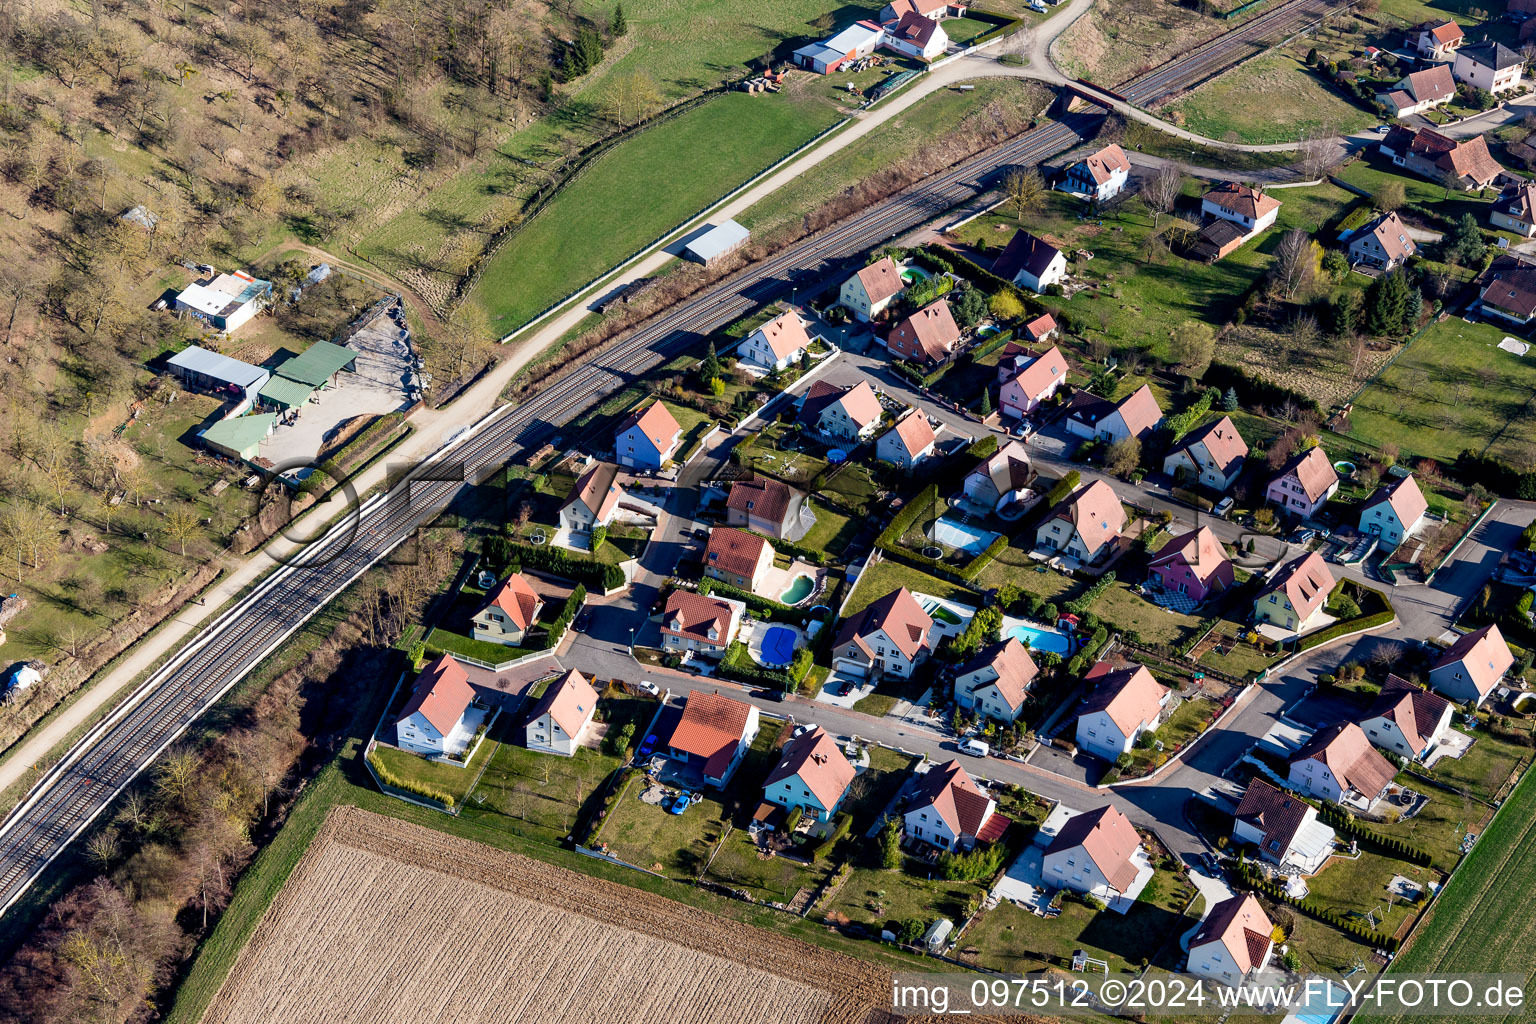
[{"xmin": 759, "ymin": 625, "xmax": 797, "ymax": 668}]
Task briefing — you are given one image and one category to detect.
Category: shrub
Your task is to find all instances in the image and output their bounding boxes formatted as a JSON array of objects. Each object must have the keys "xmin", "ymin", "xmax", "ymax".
[
  {"xmin": 541, "ymin": 585, "xmax": 587, "ymax": 650},
  {"xmin": 879, "ymin": 817, "xmax": 903, "ymax": 868},
  {"xmin": 936, "ymin": 841, "xmax": 1006, "ymax": 881},
  {"xmin": 809, "ymin": 812, "xmax": 853, "ymax": 862},
  {"xmin": 784, "ymin": 806, "xmax": 804, "ymax": 833},
  {"xmin": 367, "ymin": 750, "xmax": 456, "ymax": 809},
  {"xmin": 1045, "ymin": 471, "xmax": 1080, "ymax": 507}
]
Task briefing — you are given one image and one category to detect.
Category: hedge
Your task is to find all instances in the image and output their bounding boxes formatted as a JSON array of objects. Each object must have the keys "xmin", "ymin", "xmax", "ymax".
[
  {"xmin": 1065, "ymin": 572, "xmax": 1116, "ymax": 615},
  {"xmin": 1456, "ymin": 448, "xmax": 1536, "ymax": 500},
  {"xmin": 1045, "ymin": 471, "xmax": 1080, "ymax": 508},
  {"xmin": 540, "ymin": 585, "xmax": 587, "ymax": 650},
  {"xmin": 717, "ymin": 641, "xmax": 813, "ymax": 690},
  {"xmin": 697, "ymin": 578, "xmax": 813, "ymax": 624},
  {"xmin": 969, "ymin": 328, "xmax": 1016, "ymax": 362},
  {"xmin": 367, "ymin": 749, "xmax": 456, "ymax": 809},
  {"xmin": 890, "ymin": 359, "xmax": 951, "ymax": 389},
  {"xmin": 487, "ymin": 536, "xmax": 627, "ymax": 592},
  {"xmin": 809, "ymin": 811, "xmax": 853, "ymax": 862},
  {"xmin": 1317, "ymin": 806, "xmax": 1433, "ymax": 865},
  {"xmin": 1163, "ymin": 387, "xmax": 1220, "ymax": 441},
  {"xmin": 877, "ymin": 483, "xmax": 938, "ymax": 550},
  {"xmin": 1297, "ymin": 609, "xmax": 1395, "ymax": 652},
  {"xmin": 1175, "ymin": 618, "xmax": 1219, "ymax": 657},
  {"xmin": 1233, "ymin": 862, "xmax": 1400, "ymax": 951}
]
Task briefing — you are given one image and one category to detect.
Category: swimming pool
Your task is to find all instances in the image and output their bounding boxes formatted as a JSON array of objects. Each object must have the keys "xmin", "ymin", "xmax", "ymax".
[
  {"xmin": 930, "ymin": 517, "xmax": 1001, "ymax": 557},
  {"xmin": 1005, "ymin": 621, "xmax": 1072, "ymax": 655},
  {"xmin": 759, "ymin": 625, "xmax": 797, "ymax": 668},
  {"xmin": 779, "ymin": 574, "xmax": 815, "ymax": 605}
]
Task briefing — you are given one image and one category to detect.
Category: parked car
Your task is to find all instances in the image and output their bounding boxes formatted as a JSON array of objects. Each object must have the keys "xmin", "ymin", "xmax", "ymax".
[
  {"xmin": 755, "ymin": 687, "xmax": 784, "ymax": 702},
  {"xmin": 959, "ymin": 738, "xmax": 990, "ymax": 757},
  {"xmin": 575, "ymin": 611, "xmax": 591, "ymax": 631},
  {"xmin": 693, "ymin": 527, "xmax": 711, "ymax": 540},
  {"xmin": 1213, "ymin": 496, "xmax": 1235, "ymax": 518},
  {"xmin": 636, "ymin": 680, "xmax": 660, "ymax": 696},
  {"xmin": 668, "ymin": 792, "xmax": 692, "ymax": 815}
]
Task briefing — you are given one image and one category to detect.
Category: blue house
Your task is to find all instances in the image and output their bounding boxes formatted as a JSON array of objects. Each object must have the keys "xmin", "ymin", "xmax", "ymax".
[
  {"xmin": 614, "ymin": 401, "xmax": 682, "ymax": 470},
  {"xmin": 762, "ymin": 726, "xmax": 855, "ymax": 823}
]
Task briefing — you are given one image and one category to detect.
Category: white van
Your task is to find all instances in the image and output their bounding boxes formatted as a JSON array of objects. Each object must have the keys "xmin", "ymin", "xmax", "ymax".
[{"xmin": 959, "ymin": 738, "xmax": 990, "ymax": 758}]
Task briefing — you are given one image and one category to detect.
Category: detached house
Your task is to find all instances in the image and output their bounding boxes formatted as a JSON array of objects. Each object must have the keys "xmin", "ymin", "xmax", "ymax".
[
  {"xmin": 1059, "ymin": 143, "xmax": 1132, "ymax": 202},
  {"xmin": 1201, "ymin": 183, "xmax": 1281, "ymax": 241},
  {"xmin": 703, "ymin": 527, "xmax": 774, "ymax": 592},
  {"xmin": 1380, "ymin": 126, "xmax": 1506, "ymax": 190},
  {"xmin": 1232, "ymin": 778, "xmax": 1336, "ymax": 874},
  {"xmin": 559, "ymin": 461, "xmax": 626, "ymax": 536},
  {"xmin": 877, "ymin": 409, "xmax": 938, "ymax": 471},
  {"xmin": 1408, "ymin": 18, "xmax": 1463, "ymax": 60},
  {"xmin": 832, "ymin": 587, "xmax": 933, "ymax": 680},
  {"xmin": 1287, "ymin": 721, "xmax": 1397, "ymax": 810},
  {"xmin": 903, "ymin": 759, "xmax": 1006, "ymax": 852},
  {"xmin": 999, "ymin": 345, "xmax": 1069, "ymax": 420},
  {"xmin": 524, "ymin": 670, "xmax": 599, "ymax": 756},
  {"xmin": 1162, "ymin": 415, "xmax": 1248, "ymax": 492},
  {"xmin": 954, "ymin": 638, "xmax": 1038, "ymax": 723},
  {"xmin": 1148, "ymin": 526, "xmax": 1234, "ymax": 604},
  {"xmin": 1348, "ymin": 211, "xmax": 1418, "ymax": 271},
  {"xmin": 1035, "ymin": 479, "xmax": 1126, "ymax": 565},
  {"xmin": 1065, "ymin": 383, "xmax": 1163, "ymax": 445},
  {"xmin": 963, "ymin": 440, "xmax": 1034, "ymax": 513},
  {"xmin": 1361, "ymin": 674, "xmax": 1454, "ymax": 761},
  {"xmin": 614, "ymin": 401, "xmax": 682, "ymax": 470},
  {"xmin": 839, "ymin": 255, "xmax": 905, "ymax": 321},
  {"xmin": 884, "ymin": 10, "xmax": 948, "ymax": 60},
  {"xmin": 1358, "ymin": 473, "xmax": 1429, "ymax": 550},
  {"xmin": 1074, "ymin": 661, "xmax": 1170, "ymax": 761},
  {"xmin": 1253, "ymin": 551, "xmax": 1335, "ymax": 634},
  {"xmin": 1491, "ymin": 182, "xmax": 1536, "ymax": 237},
  {"xmin": 667, "ymin": 691, "xmax": 761, "ymax": 787},
  {"xmin": 1429, "ymin": 623, "xmax": 1515, "ymax": 705},
  {"xmin": 1453, "ymin": 40, "xmax": 1523, "ymax": 94},
  {"xmin": 993, "ymin": 229, "xmax": 1067, "ymax": 293},
  {"xmin": 1477, "ymin": 254, "xmax": 1536, "ymax": 325},
  {"xmin": 395, "ymin": 654, "xmax": 478, "ymax": 757},
  {"xmin": 1378, "ymin": 64, "xmax": 1456, "ymax": 118},
  {"xmin": 1041, "ymin": 805, "xmax": 1146, "ymax": 903},
  {"xmin": 1265, "ymin": 446, "xmax": 1340, "ymax": 518},
  {"xmin": 726, "ymin": 476, "xmax": 802, "ymax": 539},
  {"xmin": 799, "ymin": 379, "xmax": 884, "ymax": 441},
  {"xmin": 886, "ymin": 297, "xmax": 961, "ymax": 366},
  {"xmin": 881, "ymin": 0, "xmax": 967, "ymax": 21},
  {"xmin": 660, "ymin": 589, "xmax": 742, "ymax": 655},
  {"xmin": 739, "ymin": 310, "xmax": 813, "ymax": 371},
  {"xmin": 1187, "ymin": 895, "xmax": 1276, "ymax": 988},
  {"xmin": 471, "ymin": 573, "xmax": 544, "ymax": 647},
  {"xmin": 763, "ymin": 726, "xmax": 856, "ymax": 822},
  {"xmin": 1023, "ymin": 313, "xmax": 1058, "ymax": 344}
]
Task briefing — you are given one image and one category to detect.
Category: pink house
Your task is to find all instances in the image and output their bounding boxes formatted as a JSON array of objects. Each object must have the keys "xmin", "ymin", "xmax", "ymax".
[{"xmin": 1146, "ymin": 526, "xmax": 1234, "ymax": 603}]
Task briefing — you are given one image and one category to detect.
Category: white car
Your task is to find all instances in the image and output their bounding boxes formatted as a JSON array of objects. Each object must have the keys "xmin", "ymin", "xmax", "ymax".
[
  {"xmin": 959, "ymin": 738, "xmax": 990, "ymax": 757},
  {"xmin": 637, "ymin": 680, "xmax": 660, "ymax": 696},
  {"xmin": 1213, "ymin": 497, "xmax": 1235, "ymax": 518}
]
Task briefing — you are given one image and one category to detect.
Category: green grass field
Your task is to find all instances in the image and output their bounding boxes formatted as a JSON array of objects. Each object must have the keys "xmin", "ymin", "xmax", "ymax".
[
  {"xmin": 841, "ymin": 558, "xmax": 978, "ymax": 615},
  {"xmin": 1169, "ymin": 53, "xmax": 1376, "ymax": 145}
]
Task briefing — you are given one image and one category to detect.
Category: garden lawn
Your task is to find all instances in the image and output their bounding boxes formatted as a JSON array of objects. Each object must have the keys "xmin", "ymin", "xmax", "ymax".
[
  {"xmin": 971, "ymin": 538, "xmax": 1077, "ymax": 598},
  {"xmin": 1091, "ymin": 582, "xmax": 1203, "ymax": 647},
  {"xmin": 464, "ymin": 724, "xmax": 630, "ymax": 842},
  {"xmin": 704, "ymin": 830, "xmax": 836, "ymax": 904},
  {"xmin": 1123, "ymin": 697, "xmax": 1218, "ymax": 774},
  {"xmin": 1304, "ymin": 849, "xmax": 1436, "ymax": 951},
  {"xmin": 369, "ymin": 736, "xmax": 495, "ymax": 807},
  {"xmin": 596, "ymin": 777, "xmax": 728, "ymax": 877},
  {"xmin": 824, "ymin": 862, "xmax": 986, "ymax": 930},
  {"xmin": 1197, "ymin": 619, "xmax": 1277, "ymax": 680},
  {"xmin": 841, "ymin": 559, "xmax": 978, "ymax": 615},
  {"xmin": 799, "ymin": 499, "xmax": 858, "ymax": 557},
  {"xmin": 1169, "ymin": 52, "xmax": 1375, "ymax": 146},
  {"xmin": 1371, "ymin": 785, "xmax": 1484, "ymax": 874},
  {"xmin": 1346, "ymin": 318, "xmax": 1536, "ymax": 466},
  {"xmin": 425, "ymin": 626, "xmax": 535, "ymax": 664},
  {"xmin": 470, "ymin": 91, "xmax": 844, "ymax": 330},
  {"xmin": 1422, "ymin": 725, "xmax": 1533, "ymax": 804}
]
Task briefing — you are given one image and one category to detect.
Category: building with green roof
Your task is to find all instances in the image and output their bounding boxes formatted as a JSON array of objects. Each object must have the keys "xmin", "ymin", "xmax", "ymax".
[
  {"xmin": 200, "ymin": 413, "xmax": 278, "ymax": 461},
  {"xmin": 257, "ymin": 375, "xmax": 315, "ymax": 411},
  {"xmin": 274, "ymin": 341, "xmax": 357, "ymax": 388}
]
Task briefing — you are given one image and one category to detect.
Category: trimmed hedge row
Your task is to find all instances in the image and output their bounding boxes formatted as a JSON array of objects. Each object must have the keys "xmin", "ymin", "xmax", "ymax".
[
  {"xmin": 1317, "ymin": 806, "xmax": 1433, "ymax": 866},
  {"xmin": 487, "ymin": 536, "xmax": 627, "ymax": 592},
  {"xmin": 877, "ymin": 483, "xmax": 938, "ymax": 550},
  {"xmin": 717, "ymin": 641, "xmax": 812, "ymax": 690},
  {"xmin": 540, "ymin": 585, "xmax": 587, "ymax": 650},
  {"xmin": 1234, "ymin": 862, "xmax": 1400, "ymax": 951},
  {"xmin": 1065, "ymin": 571, "xmax": 1116, "ymax": 615},
  {"xmin": 367, "ymin": 749, "xmax": 456, "ymax": 810},
  {"xmin": 697, "ymin": 578, "xmax": 812, "ymax": 624},
  {"xmin": 1297, "ymin": 609, "xmax": 1395, "ymax": 652},
  {"xmin": 809, "ymin": 811, "xmax": 853, "ymax": 862}
]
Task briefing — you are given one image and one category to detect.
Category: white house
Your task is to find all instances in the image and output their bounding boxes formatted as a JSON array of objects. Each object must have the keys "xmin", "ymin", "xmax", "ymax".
[
  {"xmin": 1058, "ymin": 143, "xmax": 1131, "ymax": 202},
  {"xmin": 1407, "ymin": 18, "xmax": 1463, "ymax": 60},
  {"xmin": 1161, "ymin": 415, "xmax": 1248, "ymax": 493},
  {"xmin": 1348, "ymin": 211, "xmax": 1418, "ymax": 271},
  {"xmin": 1264, "ymin": 446, "xmax": 1339, "ymax": 519},
  {"xmin": 1034, "ymin": 479, "xmax": 1126, "ymax": 566},
  {"xmin": 1361, "ymin": 674, "xmax": 1454, "ymax": 762},
  {"xmin": 1377, "ymin": 64, "xmax": 1456, "ymax": 118},
  {"xmin": 471, "ymin": 573, "xmax": 544, "ymax": 647},
  {"xmin": 1429, "ymin": 623, "xmax": 1515, "ymax": 706},
  {"xmin": 739, "ymin": 310, "xmax": 814, "ymax": 371},
  {"xmin": 659, "ymin": 589, "xmax": 743, "ymax": 655},
  {"xmin": 839, "ymin": 255, "xmax": 905, "ymax": 321},
  {"xmin": 1491, "ymin": 182, "xmax": 1536, "ymax": 237},
  {"xmin": 1287, "ymin": 722, "xmax": 1397, "ymax": 810},
  {"xmin": 883, "ymin": 10, "xmax": 948, "ymax": 60},
  {"xmin": 832, "ymin": 587, "xmax": 933, "ymax": 680},
  {"xmin": 963, "ymin": 440, "xmax": 1033, "ymax": 514},
  {"xmin": 614, "ymin": 401, "xmax": 682, "ymax": 470},
  {"xmin": 877, "ymin": 408, "xmax": 938, "ymax": 471},
  {"xmin": 1453, "ymin": 40, "xmax": 1523, "ymax": 94},
  {"xmin": 1232, "ymin": 778, "xmax": 1336, "ymax": 874},
  {"xmin": 998, "ymin": 345, "xmax": 1068, "ymax": 420},
  {"xmin": 798, "ymin": 379, "xmax": 884, "ymax": 442},
  {"xmin": 1073, "ymin": 661, "xmax": 1170, "ymax": 761},
  {"xmin": 1358, "ymin": 473, "xmax": 1428, "ymax": 551},
  {"xmin": 1064, "ymin": 383, "xmax": 1163, "ymax": 445},
  {"xmin": 559, "ymin": 461, "xmax": 625, "ymax": 536},
  {"xmin": 395, "ymin": 654, "xmax": 479, "ymax": 757},
  {"xmin": 1041, "ymin": 805, "xmax": 1145, "ymax": 902},
  {"xmin": 880, "ymin": 0, "xmax": 966, "ymax": 21},
  {"xmin": 667, "ymin": 691, "xmax": 761, "ymax": 787},
  {"xmin": 1187, "ymin": 895, "xmax": 1275, "ymax": 988},
  {"xmin": 762, "ymin": 726, "xmax": 856, "ymax": 822},
  {"xmin": 174, "ymin": 270, "xmax": 273, "ymax": 333},
  {"xmin": 1201, "ymin": 183, "xmax": 1280, "ymax": 240},
  {"xmin": 954, "ymin": 638, "xmax": 1038, "ymax": 723},
  {"xmin": 524, "ymin": 669, "xmax": 600, "ymax": 756},
  {"xmin": 903, "ymin": 759, "xmax": 1004, "ymax": 852},
  {"xmin": 992, "ymin": 229, "xmax": 1067, "ymax": 293}
]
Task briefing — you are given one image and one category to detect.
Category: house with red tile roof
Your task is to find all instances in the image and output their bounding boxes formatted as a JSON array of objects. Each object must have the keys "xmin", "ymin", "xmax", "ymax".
[
  {"xmin": 738, "ymin": 310, "xmax": 813, "ymax": 371},
  {"xmin": 615, "ymin": 401, "xmax": 682, "ymax": 470},
  {"xmin": 1265, "ymin": 445, "xmax": 1340, "ymax": 518},
  {"xmin": 1377, "ymin": 64, "xmax": 1455, "ymax": 118},
  {"xmin": 883, "ymin": 9, "xmax": 948, "ymax": 59},
  {"xmin": 395, "ymin": 654, "xmax": 479, "ymax": 756},
  {"xmin": 660, "ymin": 589, "xmax": 743, "ymax": 655},
  {"xmin": 1041, "ymin": 805, "xmax": 1147, "ymax": 903},
  {"xmin": 668, "ymin": 691, "xmax": 761, "ymax": 787},
  {"xmin": 471, "ymin": 572, "xmax": 544, "ymax": 646},
  {"xmin": 963, "ymin": 439, "xmax": 1034, "ymax": 512},
  {"xmin": 1477, "ymin": 253, "xmax": 1536, "ymax": 325},
  {"xmin": 798, "ymin": 379, "xmax": 884, "ymax": 441},
  {"xmin": 559, "ymin": 461, "xmax": 626, "ymax": 537},
  {"xmin": 1288, "ymin": 721, "xmax": 1397, "ymax": 809},
  {"xmin": 954, "ymin": 638, "xmax": 1038, "ymax": 723},
  {"xmin": 839, "ymin": 255, "xmax": 906, "ymax": 321},
  {"xmin": 1232, "ymin": 778, "xmax": 1336, "ymax": 874},
  {"xmin": 1188, "ymin": 894, "xmax": 1275, "ymax": 986},
  {"xmin": 1035, "ymin": 479, "xmax": 1126, "ymax": 565},
  {"xmin": 1064, "ymin": 383, "xmax": 1163, "ymax": 444},
  {"xmin": 1254, "ymin": 551, "xmax": 1335, "ymax": 634},
  {"xmin": 993, "ymin": 229, "xmax": 1067, "ymax": 293},
  {"xmin": 902, "ymin": 759, "xmax": 1006, "ymax": 852},
  {"xmin": 1162, "ymin": 415, "xmax": 1248, "ymax": 492},
  {"xmin": 1074, "ymin": 661, "xmax": 1170, "ymax": 761},
  {"xmin": 1491, "ymin": 182, "xmax": 1536, "ymax": 237},
  {"xmin": 1429, "ymin": 623, "xmax": 1514, "ymax": 705},
  {"xmin": 1059, "ymin": 144, "xmax": 1131, "ymax": 202},
  {"xmin": 1348, "ymin": 211, "xmax": 1417, "ymax": 271},
  {"xmin": 880, "ymin": 0, "xmax": 967, "ymax": 22},
  {"xmin": 1380, "ymin": 125, "xmax": 1506, "ymax": 190},
  {"xmin": 832, "ymin": 587, "xmax": 934, "ymax": 680},
  {"xmin": 1023, "ymin": 313, "xmax": 1058, "ymax": 343},
  {"xmin": 1148, "ymin": 526, "xmax": 1234, "ymax": 604},
  {"xmin": 1358, "ymin": 473, "xmax": 1428, "ymax": 550},
  {"xmin": 763, "ymin": 726, "xmax": 856, "ymax": 822},
  {"xmin": 703, "ymin": 526, "xmax": 774, "ymax": 592},
  {"xmin": 877, "ymin": 408, "xmax": 938, "ymax": 471},
  {"xmin": 1361, "ymin": 674, "xmax": 1454, "ymax": 761},
  {"xmin": 726, "ymin": 476, "xmax": 803, "ymax": 539},
  {"xmin": 524, "ymin": 669, "xmax": 599, "ymax": 756},
  {"xmin": 1201, "ymin": 183, "xmax": 1281, "ymax": 240},
  {"xmin": 1408, "ymin": 18, "xmax": 1463, "ymax": 59},
  {"xmin": 999, "ymin": 345, "xmax": 1069, "ymax": 420},
  {"xmin": 886, "ymin": 297, "xmax": 961, "ymax": 366}
]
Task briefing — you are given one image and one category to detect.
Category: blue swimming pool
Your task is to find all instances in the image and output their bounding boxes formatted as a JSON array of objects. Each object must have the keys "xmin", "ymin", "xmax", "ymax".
[
  {"xmin": 1005, "ymin": 621, "xmax": 1072, "ymax": 655},
  {"xmin": 930, "ymin": 516, "xmax": 1000, "ymax": 557},
  {"xmin": 759, "ymin": 625, "xmax": 797, "ymax": 668}
]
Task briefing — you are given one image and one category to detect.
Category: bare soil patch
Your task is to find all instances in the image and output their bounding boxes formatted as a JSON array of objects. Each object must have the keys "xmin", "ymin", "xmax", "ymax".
[{"xmin": 1054, "ymin": 0, "xmax": 1222, "ymax": 87}]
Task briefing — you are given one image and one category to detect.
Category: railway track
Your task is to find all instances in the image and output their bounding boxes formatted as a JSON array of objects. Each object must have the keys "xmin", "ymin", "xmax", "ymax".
[{"xmin": 0, "ymin": 111, "xmax": 1101, "ymax": 915}]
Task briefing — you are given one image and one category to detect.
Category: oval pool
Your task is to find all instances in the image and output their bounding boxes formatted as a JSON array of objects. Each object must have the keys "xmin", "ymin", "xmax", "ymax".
[
  {"xmin": 779, "ymin": 575, "xmax": 815, "ymax": 605},
  {"xmin": 1005, "ymin": 622, "xmax": 1073, "ymax": 655}
]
